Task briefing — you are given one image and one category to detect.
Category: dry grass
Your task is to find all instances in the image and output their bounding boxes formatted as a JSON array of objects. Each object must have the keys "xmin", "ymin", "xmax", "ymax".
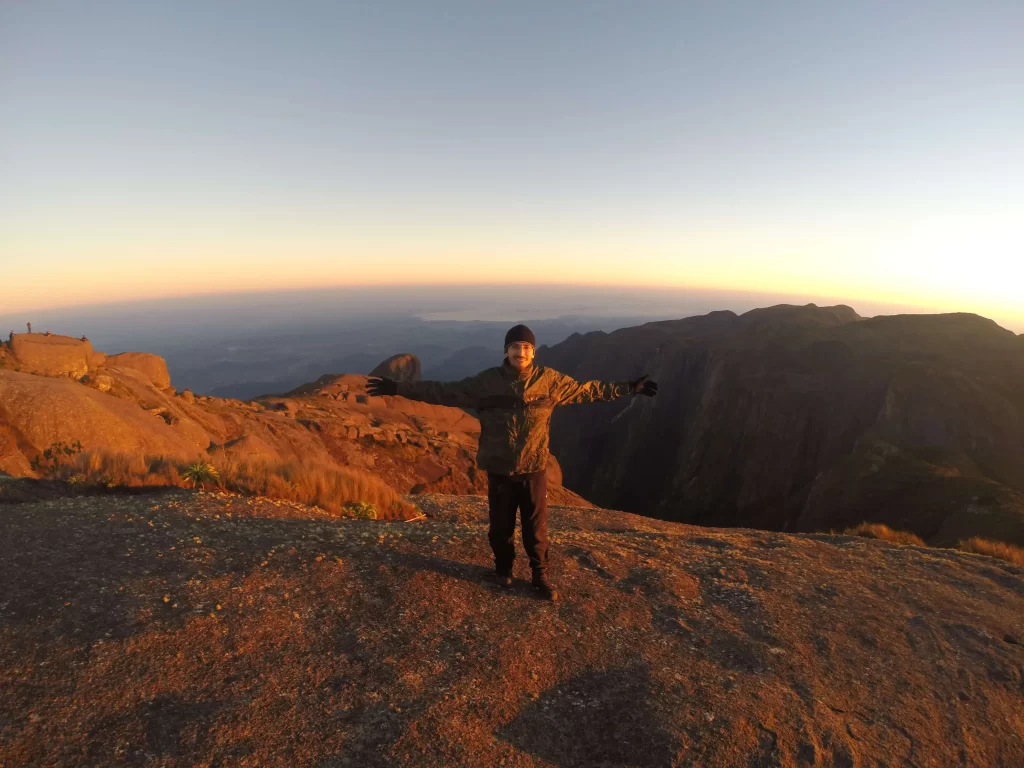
[
  {"xmin": 215, "ymin": 458, "xmax": 414, "ymax": 519},
  {"xmin": 843, "ymin": 522, "xmax": 926, "ymax": 547},
  {"xmin": 957, "ymin": 537, "xmax": 1024, "ymax": 566},
  {"xmin": 50, "ymin": 450, "xmax": 414, "ymax": 519},
  {"xmin": 57, "ymin": 451, "xmax": 184, "ymax": 488}
]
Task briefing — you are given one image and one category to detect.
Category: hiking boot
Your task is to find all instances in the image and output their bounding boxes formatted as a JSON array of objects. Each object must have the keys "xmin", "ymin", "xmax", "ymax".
[
  {"xmin": 494, "ymin": 570, "xmax": 513, "ymax": 589},
  {"xmin": 532, "ymin": 571, "xmax": 559, "ymax": 601}
]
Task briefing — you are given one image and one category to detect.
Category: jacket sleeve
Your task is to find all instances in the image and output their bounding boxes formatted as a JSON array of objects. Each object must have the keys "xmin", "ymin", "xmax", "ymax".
[
  {"xmin": 550, "ymin": 371, "xmax": 633, "ymax": 406},
  {"xmin": 395, "ymin": 373, "xmax": 488, "ymax": 409}
]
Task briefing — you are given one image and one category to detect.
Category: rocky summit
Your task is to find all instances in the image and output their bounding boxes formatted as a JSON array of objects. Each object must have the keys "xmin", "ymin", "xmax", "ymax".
[
  {"xmin": 0, "ymin": 489, "xmax": 1022, "ymax": 766},
  {"xmin": 0, "ymin": 335, "xmax": 584, "ymax": 505}
]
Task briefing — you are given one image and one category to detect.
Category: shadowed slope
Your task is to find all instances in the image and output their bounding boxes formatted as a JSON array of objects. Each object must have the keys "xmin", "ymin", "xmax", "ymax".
[{"xmin": 541, "ymin": 305, "xmax": 1024, "ymax": 544}]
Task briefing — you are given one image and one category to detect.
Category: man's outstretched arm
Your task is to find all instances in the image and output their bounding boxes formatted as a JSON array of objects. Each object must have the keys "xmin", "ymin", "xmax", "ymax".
[
  {"xmin": 366, "ymin": 373, "xmax": 487, "ymax": 409},
  {"xmin": 550, "ymin": 371, "xmax": 658, "ymax": 406}
]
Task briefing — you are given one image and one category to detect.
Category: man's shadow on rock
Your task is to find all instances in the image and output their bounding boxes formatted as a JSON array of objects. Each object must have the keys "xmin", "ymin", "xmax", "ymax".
[{"xmin": 384, "ymin": 550, "xmax": 547, "ymax": 598}]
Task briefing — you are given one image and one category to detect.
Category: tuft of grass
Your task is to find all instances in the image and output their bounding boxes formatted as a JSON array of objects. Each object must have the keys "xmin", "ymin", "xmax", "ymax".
[
  {"xmin": 344, "ymin": 501, "xmax": 378, "ymax": 520},
  {"xmin": 181, "ymin": 462, "xmax": 219, "ymax": 490},
  {"xmin": 957, "ymin": 537, "xmax": 1024, "ymax": 566},
  {"xmin": 843, "ymin": 522, "xmax": 926, "ymax": 547},
  {"xmin": 46, "ymin": 450, "xmax": 414, "ymax": 519}
]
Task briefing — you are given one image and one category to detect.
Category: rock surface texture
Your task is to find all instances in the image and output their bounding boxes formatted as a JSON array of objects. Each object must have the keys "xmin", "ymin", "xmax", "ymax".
[
  {"xmin": 0, "ymin": 489, "xmax": 1021, "ymax": 766},
  {"xmin": 105, "ymin": 351, "xmax": 173, "ymax": 390}
]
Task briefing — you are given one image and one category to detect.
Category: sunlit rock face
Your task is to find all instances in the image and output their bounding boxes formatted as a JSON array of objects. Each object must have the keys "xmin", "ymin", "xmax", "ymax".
[
  {"xmin": 0, "ymin": 340, "xmax": 591, "ymax": 506},
  {"xmin": 105, "ymin": 352, "xmax": 172, "ymax": 390},
  {"xmin": 7, "ymin": 333, "xmax": 95, "ymax": 379}
]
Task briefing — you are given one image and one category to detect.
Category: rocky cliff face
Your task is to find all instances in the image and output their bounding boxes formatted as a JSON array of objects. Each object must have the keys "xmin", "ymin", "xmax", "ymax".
[{"xmin": 540, "ymin": 305, "xmax": 1024, "ymax": 545}]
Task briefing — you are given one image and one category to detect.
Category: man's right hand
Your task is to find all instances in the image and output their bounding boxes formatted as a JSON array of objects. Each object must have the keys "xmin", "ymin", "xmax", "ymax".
[
  {"xmin": 630, "ymin": 375, "xmax": 658, "ymax": 397},
  {"xmin": 366, "ymin": 376, "xmax": 398, "ymax": 397}
]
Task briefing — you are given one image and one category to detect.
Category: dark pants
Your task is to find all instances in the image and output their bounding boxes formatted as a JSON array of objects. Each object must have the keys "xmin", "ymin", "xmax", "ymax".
[{"xmin": 487, "ymin": 470, "xmax": 549, "ymax": 575}]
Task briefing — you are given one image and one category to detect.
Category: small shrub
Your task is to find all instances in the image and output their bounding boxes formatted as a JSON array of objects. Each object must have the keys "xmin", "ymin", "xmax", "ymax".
[
  {"xmin": 843, "ymin": 523, "xmax": 926, "ymax": 547},
  {"xmin": 957, "ymin": 537, "xmax": 1024, "ymax": 566},
  {"xmin": 31, "ymin": 440, "xmax": 84, "ymax": 474},
  {"xmin": 344, "ymin": 501, "xmax": 377, "ymax": 520},
  {"xmin": 180, "ymin": 462, "xmax": 220, "ymax": 490}
]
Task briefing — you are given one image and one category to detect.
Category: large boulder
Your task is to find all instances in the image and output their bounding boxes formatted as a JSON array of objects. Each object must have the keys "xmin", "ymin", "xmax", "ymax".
[
  {"xmin": 0, "ymin": 369, "xmax": 205, "ymax": 475},
  {"xmin": 370, "ymin": 353, "xmax": 421, "ymax": 383},
  {"xmin": 104, "ymin": 352, "xmax": 172, "ymax": 390},
  {"xmin": 8, "ymin": 334, "xmax": 94, "ymax": 378}
]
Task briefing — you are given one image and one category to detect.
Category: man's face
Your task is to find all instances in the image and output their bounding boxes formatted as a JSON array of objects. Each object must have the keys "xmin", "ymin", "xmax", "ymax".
[{"xmin": 506, "ymin": 341, "xmax": 535, "ymax": 370}]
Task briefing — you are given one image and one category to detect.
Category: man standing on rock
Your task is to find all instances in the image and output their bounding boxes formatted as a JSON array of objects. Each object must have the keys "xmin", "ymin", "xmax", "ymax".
[{"xmin": 367, "ymin": 324, "xmax": 657, "ymax": 600}]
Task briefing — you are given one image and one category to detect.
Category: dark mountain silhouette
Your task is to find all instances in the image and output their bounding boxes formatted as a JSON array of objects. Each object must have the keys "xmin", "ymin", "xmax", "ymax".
[{"xmin": 540, "ymin": 304, "xmax": 1024, "ymax": 546}]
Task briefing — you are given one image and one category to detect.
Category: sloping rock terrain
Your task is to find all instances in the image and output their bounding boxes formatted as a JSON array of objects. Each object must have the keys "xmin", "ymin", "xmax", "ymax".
[
  {"xmin": 540, "ymin": 305, "xmax": 1024, "ymax": 545},
  {"xmin": 0, "ymin": 336, "xmax": 587, "ymax": 506},
  {"xmin": 0, "ymin": 489, "xmax": 1021, "ymax": 766}
]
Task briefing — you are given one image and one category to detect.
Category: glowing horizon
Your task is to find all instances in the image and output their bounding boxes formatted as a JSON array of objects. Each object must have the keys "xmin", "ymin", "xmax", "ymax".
[
  {"xmin": 4, "ymin": 270, "xmax": 1023, "ymax": 335},
  {"xmin": 2, "ymin": 2, "xmax": 1022, "ymax": 332}
]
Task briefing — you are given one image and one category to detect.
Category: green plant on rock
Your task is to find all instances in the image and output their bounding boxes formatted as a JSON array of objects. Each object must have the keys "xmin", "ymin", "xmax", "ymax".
[
  {"xmin": 180, "ymin": 462, "xmax": 220, "ymax": 490},
  {"xmin": 344, "ymin": 501, "xmax": 377, "ymax": 520},
  {"xmin": 30, "ymin": 440, "xmax": 84, "ymax": 475}
]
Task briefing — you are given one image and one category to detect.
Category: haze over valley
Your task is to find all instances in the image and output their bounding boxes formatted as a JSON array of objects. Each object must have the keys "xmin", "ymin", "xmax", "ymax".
[{"xmin": 0, "ymin": 284, "xmax": 976, "ymax": 399}]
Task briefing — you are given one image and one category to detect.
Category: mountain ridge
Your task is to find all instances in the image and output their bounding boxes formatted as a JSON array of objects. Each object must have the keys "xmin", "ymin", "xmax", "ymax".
[{"xmin": 539, "ymin": 304, "xmax": 1024, "ymax": 546}]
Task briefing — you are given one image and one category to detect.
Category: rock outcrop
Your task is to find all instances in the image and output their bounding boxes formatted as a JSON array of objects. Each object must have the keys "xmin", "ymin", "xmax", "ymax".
[
  {"xmin": 0, "ymin": 490, "xmax": 1020, "ymax": 765},
  {"xmin": 0, "ymin": 369, "xmax": 205, "ymax": 466},
  {"xmin": 105, "ymin": 351, "xmax": 172, "ymax": 390},
  {"xmin": 6, "ymin": 334, "xmax": 100, "ymax": 378},
  {"xmin": 369, "ymin": 352, "xmax": 421, "ymax": 383}
]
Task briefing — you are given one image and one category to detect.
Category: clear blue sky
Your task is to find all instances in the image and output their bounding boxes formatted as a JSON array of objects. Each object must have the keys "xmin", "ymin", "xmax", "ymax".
[{"xmin": 2, "ymin": 1, "xmax": 1022, "ymax": 328}]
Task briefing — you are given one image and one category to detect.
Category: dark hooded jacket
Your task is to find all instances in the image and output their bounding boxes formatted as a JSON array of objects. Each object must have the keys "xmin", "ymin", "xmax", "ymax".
[{"xmin": 396, "ymin": 361, "xmax": 632, "ymax": 475}]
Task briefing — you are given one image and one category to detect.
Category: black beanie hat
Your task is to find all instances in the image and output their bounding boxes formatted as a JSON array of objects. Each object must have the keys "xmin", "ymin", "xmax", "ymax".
[{"xmin": 504, "ymin": 324, "xmax": 536, "ymax": 351}]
